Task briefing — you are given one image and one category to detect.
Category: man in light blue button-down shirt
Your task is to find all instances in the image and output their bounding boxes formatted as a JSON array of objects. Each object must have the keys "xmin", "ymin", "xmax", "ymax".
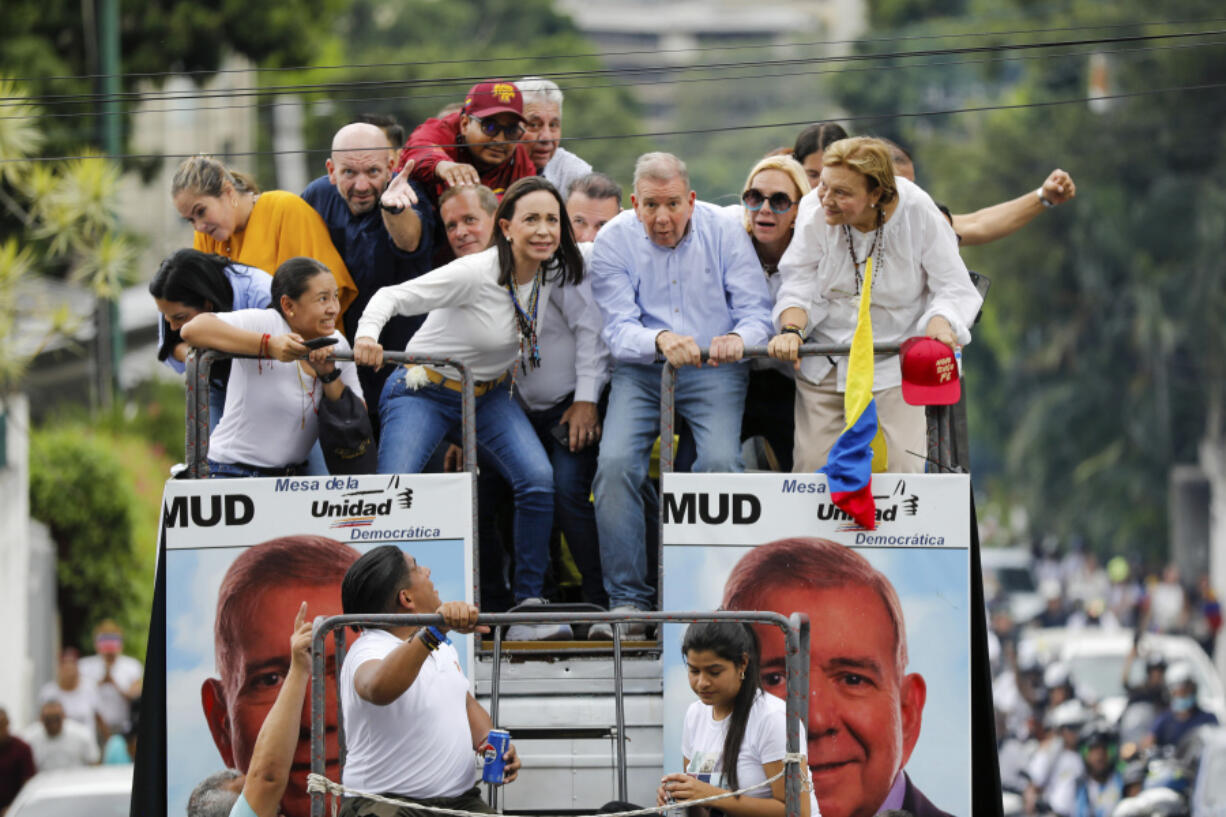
[{"xmin": 588, "ymin": 152, "xmax": 773, "ymax": 630}]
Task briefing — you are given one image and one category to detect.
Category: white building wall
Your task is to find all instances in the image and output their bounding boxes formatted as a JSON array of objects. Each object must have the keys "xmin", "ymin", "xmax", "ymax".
[{"xmin": 0, "ymin": 395, "xmax": 33, "ymax": 726}]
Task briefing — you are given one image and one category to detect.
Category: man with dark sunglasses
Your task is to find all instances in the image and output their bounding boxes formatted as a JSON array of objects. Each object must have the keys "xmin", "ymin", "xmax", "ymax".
[{"xmin": 398, "ymin": 80, "xmax": 537, "ymax": 206}]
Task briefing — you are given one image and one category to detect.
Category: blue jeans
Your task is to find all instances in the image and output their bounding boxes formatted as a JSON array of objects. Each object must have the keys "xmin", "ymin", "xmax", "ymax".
[
  {"xmin": 208, "ymin": 459, "xmax": 306, "ymax": 478},
  {"xmin": 377, "ymin": 369, "xmax": 554, "ymax": 602},
  {"xmin": 593, "ymin": 363, "xmax": 749, "ymax": 609},
  {"xmin": 525, "ymin": 396, "xmax": 607, "ymax": 609}
]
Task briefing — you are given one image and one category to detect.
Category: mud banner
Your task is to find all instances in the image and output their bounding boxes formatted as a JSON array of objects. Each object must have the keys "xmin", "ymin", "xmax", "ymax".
[
  {"xmin": 661, "ymin": 472, "xmax": 972, "ymax": 817},
  {"xmin": 160, "ymin": 473, "xmax": 473, "ymax": 817}
]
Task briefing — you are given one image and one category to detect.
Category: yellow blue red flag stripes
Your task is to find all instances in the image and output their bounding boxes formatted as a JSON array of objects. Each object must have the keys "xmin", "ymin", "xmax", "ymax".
[{"xmin": 820, "ymin": 256, "xmax": 886, "ymax": 530}]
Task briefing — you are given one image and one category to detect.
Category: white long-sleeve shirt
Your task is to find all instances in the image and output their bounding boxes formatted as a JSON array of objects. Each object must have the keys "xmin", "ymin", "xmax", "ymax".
[
  {"xmin": 773, "ymin": 176, "xmax": 982, "ymax": 391},
  {"xmin": 357, "ymin": 246, "xmax": 602, "ymax": 389},
  {"xmin": 516, "ymin": 264, "xmax": 611, "ymax": 412},
  {"xmin": 356, "ymin": 247, "xmax": 522, "ymax": 382}
]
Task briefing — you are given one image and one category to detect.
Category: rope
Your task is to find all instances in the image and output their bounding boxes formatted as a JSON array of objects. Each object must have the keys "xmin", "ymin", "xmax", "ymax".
[{"xmin": 306, "ymin": 752, "xmax": 811, "ymax": 817}]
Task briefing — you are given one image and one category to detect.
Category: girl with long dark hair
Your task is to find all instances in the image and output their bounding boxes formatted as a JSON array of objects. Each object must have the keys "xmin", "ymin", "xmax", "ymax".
[
  {"xmin": 149, "ymin": 248, "xmax": 272, "ymax": 430},
  {"xmin": 180, "ymin": 257, "xmax": 363, "ymax": 478},
  {"xmin": 659, "ymin": 621, "xmax": 815, "ymax": 817},
  {"xmin": 352, "ymin": 176, "xmax": 585, "ymax": 641}
]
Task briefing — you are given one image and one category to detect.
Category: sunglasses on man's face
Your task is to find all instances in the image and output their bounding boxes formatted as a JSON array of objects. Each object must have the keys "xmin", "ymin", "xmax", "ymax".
[
  {"xmin": 742, "ymin": 188, "xmax": 796, "ymax": 215},
  {"xmin": 470, "ymin": 115, "xmax": 525, "ymax": 141}
]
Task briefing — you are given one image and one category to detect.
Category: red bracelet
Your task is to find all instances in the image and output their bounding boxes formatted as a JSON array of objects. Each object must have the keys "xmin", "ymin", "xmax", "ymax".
[{"xmin": 258, "ymin": 333, "xmax": 270, "ymax": 373}]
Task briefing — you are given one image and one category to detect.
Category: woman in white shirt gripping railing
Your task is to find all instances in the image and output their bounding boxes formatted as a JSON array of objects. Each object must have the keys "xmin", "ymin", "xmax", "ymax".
[
  {"xmin": 353, "ymin": 176, "xmax": 586, "ymax": 640},
  {"xmin": 180, "ymin": 257, "xmax": 362, "ymax": 478},
  {"xmin": 767, "ymin": 137, "xmax": 982, "ymax": 473}
]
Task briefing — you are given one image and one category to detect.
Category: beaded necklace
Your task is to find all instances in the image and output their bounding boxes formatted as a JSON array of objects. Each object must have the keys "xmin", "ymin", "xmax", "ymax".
[
  {"xmin": 842, "ymin": 207, "xmax": 885, "ymax": 295},
  {"xmin": 506, "ymin": 268, "xmax": 544, "ymax": 397}
]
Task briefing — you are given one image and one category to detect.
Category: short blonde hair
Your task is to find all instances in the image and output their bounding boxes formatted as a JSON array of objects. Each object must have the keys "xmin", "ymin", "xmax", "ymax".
[
  {"xmin": 740, "ymin": 155, "xmax": 810, "ymax": 234},
  {"xmin": 821, "ymin": 137, "xmax": 898, "ymax": 206}
]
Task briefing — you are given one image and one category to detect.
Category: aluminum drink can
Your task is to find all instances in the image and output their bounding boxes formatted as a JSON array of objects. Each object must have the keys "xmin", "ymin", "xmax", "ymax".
[{"xmin": 482, "ymin": 729, "xmax": 512, "ymax": 784}]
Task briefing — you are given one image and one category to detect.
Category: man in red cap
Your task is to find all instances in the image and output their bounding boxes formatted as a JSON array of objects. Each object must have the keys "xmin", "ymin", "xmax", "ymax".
[{"xmin": 398, "ymin": 80, "xmax": 536, "ymax": 204}]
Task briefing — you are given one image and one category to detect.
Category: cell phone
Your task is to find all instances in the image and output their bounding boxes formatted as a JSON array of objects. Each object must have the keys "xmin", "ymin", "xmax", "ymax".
[
  {"xmin": 550, "ymin": 422, "xmax": 570, "ymax": 447},
  {"xmin": 304, "ymin": 336, "xmax": 339, "ymax": 350}
]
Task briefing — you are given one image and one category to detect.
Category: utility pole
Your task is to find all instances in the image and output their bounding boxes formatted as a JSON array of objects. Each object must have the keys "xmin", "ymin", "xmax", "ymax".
[{"xmin": 95, "ymin": 0, "xmax": 122, "ymax": 408}]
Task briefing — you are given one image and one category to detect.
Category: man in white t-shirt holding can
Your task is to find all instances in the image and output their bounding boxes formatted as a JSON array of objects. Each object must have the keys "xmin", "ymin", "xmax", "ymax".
[{"xmin": 337, "ymin": 545, "xmax": 520, "ymax": 817}]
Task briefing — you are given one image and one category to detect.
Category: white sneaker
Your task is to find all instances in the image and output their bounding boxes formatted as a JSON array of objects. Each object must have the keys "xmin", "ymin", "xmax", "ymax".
[
  {"xmin": 588, "ymin": 617, "xmax": 613, "ymax": 641},
  {"xmin": 505, "ymin": 598, "xmax": 574, "ymax": 642},
  {"xmin": 590, "ymin": 605, "xmax": 647, "ymax": 640}
]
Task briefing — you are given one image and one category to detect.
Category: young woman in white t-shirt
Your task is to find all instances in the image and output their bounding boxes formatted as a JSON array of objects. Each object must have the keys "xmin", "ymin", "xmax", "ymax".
[
  {"xmin": 659, "ymin": 621, "xmax": 814, "ymax": 817},
  {"xmin": 181, "ymin": 257, "xmax": 362, "ymax": 477}
]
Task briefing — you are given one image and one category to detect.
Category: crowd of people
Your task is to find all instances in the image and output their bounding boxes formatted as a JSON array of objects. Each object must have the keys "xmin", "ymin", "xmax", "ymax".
[
  {"xmin": 152, "ymin": 76, "xmax": 1076, "ymax": 638},
  {"xmin": 0, "ymin": 621, "xmax": 143, "ymax": 813},
  {"xmin": 989, "ymin": 544, "xmax": 1225, "ymax": 817}
]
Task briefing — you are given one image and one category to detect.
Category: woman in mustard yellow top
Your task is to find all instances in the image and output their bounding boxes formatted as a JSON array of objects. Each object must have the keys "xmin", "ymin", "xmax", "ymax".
[{"xmin": 171, "ymin": 155, "xmax": 358, "ymax": 320}]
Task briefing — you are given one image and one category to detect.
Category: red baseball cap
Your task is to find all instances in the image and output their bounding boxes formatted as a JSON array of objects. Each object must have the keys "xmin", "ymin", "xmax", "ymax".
[
  {"xmin": 462, "ymin": 81, "xmax": 525, "ymax": 120},
  {"xmin": 899, "ymin": 336, "xmax": 961, "ymax": 405}
]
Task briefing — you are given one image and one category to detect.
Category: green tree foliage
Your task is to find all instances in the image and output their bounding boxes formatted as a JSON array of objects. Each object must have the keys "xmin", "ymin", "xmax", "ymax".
[
  {"xmin": 1, "ymin": 0, "xmax": 341, "ymax": 152},
  {"xmin": 0, "ymin": 79, "xmax": 138, "ymax": 386},
  {"xmin": 275, "ymin": 0, "xmax": 642, "ymax": 192},
  {"xmin": 30, "ymin": 428, "xmax": 146, "ymax": 655},
  {"xmin": 827, "ymin": 1, "xmax": 1225, "ymax": 555},
  {"xmin": 31, "ymin": 381, "xmax": 184, "ymax": 659}
]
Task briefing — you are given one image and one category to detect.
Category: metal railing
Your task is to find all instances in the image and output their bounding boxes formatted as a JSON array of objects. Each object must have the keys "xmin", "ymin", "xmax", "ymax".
[
  {"xmin": 183, "ymin": 349, "xmax": 482, "ymax": 604},
  {"xmin": 184, "ymin": 349, "xmax": 479, "ymax": 480},
  {"xmin": 655, "ymin": 343, "xmax": 968, "ymax": 474},
  {"xmin": 655, "ymin": 344, "xmax": 969, "ymax": 616},
  {"xmin": 183, "ymin": 343, "xmax": 969, "ymax": 624},
  {"xmin": 309, "ymin": 610, "xmax": 810, "ymax": 817}
]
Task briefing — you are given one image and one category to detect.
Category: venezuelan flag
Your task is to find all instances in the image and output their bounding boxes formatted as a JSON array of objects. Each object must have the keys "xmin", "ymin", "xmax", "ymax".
[{"xmin": 820, "ymin": 256, "xmax": 887, "ymax": 530}]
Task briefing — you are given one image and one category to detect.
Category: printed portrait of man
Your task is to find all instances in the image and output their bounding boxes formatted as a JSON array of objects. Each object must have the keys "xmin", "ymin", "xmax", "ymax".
[
  {"xmin": 200, "ymin": 535, "xmax": 360, "ymax": 817},
  {"xmin": 722, "ymin": 537, "xmax": 955, "ymax": 817}
]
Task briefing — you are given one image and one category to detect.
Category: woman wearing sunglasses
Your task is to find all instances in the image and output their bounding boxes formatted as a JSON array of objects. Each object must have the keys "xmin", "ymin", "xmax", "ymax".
[
  {"xmin": 767, "ymin": 137, "xmax": 982, "ymax": 473},
  {"xmin": 733, "ymin": 155, "xmax": 811, "ymax": 471}
]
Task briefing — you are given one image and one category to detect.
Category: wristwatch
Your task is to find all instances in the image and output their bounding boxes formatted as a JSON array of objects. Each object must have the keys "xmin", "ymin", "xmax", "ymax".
[
  {"xmin": 317, "ymin": 367, "xmax": 342, "ymax": 384},
  {"xmin": 1036, "ymin": 188, "xmax": 1055, "ymax": 208}
]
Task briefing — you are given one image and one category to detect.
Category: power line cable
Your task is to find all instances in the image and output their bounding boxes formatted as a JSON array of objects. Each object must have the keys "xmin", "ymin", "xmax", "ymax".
[
  {"xmin": 4, "ymin": 79, "xmax": 1221, "ymax": 165},
  {"xmin": 3, "ymin": 27, "xmax": 1222, "ymax": 107},
  {"xmin": 3, "ymin": 36, "xmax": 1222, "ymax": 122},
  {"xmin": 3, "ymin": 15, "xmax": 1224, "ymax": 84}
]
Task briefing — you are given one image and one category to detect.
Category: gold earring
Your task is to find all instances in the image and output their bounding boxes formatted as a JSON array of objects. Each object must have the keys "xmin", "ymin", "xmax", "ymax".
[{"xmin": 740, "ymin": 671, "xmax": 745, "ymax": 680}]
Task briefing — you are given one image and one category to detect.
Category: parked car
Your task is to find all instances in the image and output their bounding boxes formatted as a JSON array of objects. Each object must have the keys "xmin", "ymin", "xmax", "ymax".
[
  {"xmin": 1019, "ymin": 628, "xmax": 1225, "ymax": 725},
  {"xmin": 7, "ymin": 764, "xmax": 131, "ymax": 817},
  {"xmin": 981, "ymin": 546, "xmax": 1044, "ymax": 625}
]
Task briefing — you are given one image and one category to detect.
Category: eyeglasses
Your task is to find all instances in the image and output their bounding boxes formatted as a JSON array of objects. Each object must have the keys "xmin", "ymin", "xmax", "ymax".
[
  {"xmin": 742, "ymin": 189, "xmax": 796, "ymax": 215},
  {"xmin": 469, "ymin": 115, "xmax": 525, "ymax": 141}
]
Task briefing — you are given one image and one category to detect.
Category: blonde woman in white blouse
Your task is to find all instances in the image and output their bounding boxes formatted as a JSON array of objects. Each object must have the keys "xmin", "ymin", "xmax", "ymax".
[{"xmin": 767, "ymin": 137, "xmax": 982, "ymax": 473}]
